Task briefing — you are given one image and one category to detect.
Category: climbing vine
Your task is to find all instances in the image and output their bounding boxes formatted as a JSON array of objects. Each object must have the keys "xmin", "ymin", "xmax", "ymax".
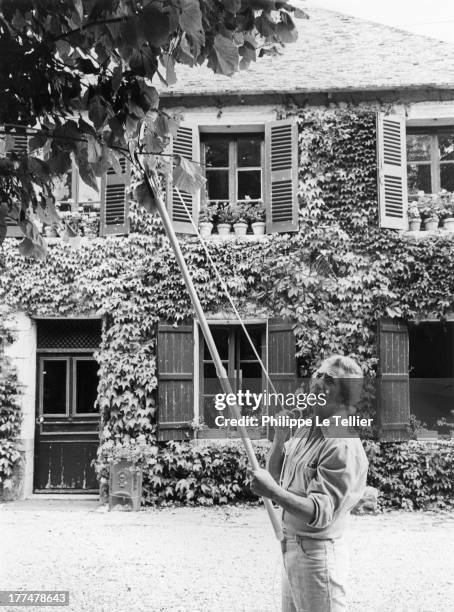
[
  {"xmin": 0, "ymin": 308, "xmax": 22, "ymax": 495},
  {"xmin": 0, "ymin": 107, "xmax": 453, "ymax": 502}
]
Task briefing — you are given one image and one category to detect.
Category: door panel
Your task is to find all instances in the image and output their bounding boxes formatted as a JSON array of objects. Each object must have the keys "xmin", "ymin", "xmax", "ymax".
[{"xmin": 35, "ymin": 353, "xmax": 99, "ymax": 492}]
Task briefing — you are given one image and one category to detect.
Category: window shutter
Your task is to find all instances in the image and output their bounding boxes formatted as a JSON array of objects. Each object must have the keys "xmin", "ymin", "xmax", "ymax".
[
  {"xmin": 157, "ymin": 321, "xmax": 194, "ymax": 441},
  {"xmin": 264, "ymin": 119, "xmax": 298, "ymax": 233},
  {"xmin": 166, "ymin": 124, "xmax": 199, "ymax": 234},
  {"xmin": 5, "ymin": 133, "xmax": 28, "ymax": 237},
  {"xmin": 376, "ymin": 113, "xmax": 408, "ymax": 230},
  {"xmin": 100, "ymin": 157, "xmax": 130, "ymax": 236},
  {"xmin": 377, "ymin": 319, "xmax": 410, "ymax": 441},
  {"xmin": 267, "ymin": 318, "xmax": 297, "ymax": 410}
]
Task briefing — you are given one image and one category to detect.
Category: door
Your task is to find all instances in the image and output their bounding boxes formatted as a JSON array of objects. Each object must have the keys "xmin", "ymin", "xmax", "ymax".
[{"xmin": 34, "ymin": 354, "xmax": 99, "ymax": 491}]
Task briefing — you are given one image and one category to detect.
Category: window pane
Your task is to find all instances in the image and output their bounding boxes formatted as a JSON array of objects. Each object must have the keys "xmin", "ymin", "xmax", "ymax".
[
  {"xmin": 206, "ymin": 170, "xmax": 229, "ymax": 200},
  {"xmin": 407, "ymin": 163, "xmax": 431, "ymax": 194},
  {"xmin": 53, "ymin": 172, "xmax": 72, "ymax": 204},
  {"xmin": 75, "ymin": 360, "xmax": 99, "ymax": 413},
  {"xmin": 42, "ymin": 360, "xmax": 67, "ymax": 414},
  {"xmin": 238, "ymin": 170, "xmax": 261, "ymax": 199},
  {"xmin": 203, "ymin": 397, "xmax": 220, "ymax": 428},
  {"xmin": 439, "ymin": 134, "xmax": 454, "ymax": 161},
  {"xmin": 406, "ymin": 134, "xmax": 431, "ymax": 162},
  {"xmin": 204, "ymin": 328, "xmax": 229, "ymax": 360},
  {"xmin": 237, "ymin": 137, "xmax": 262, "ymax": 167},
  {"xmin": 239, "ymin": 328, "xmax": 262, "ymax": 360},
  {"xmin": 78, "ymin": 177, "xmax": 101, "ymax": 209},
  {"xmin": 440, "ymin": 164, "xmax": 454, "ymax": 191},
  {"xmin": 204, "ymin": 139, "xmax": 229, "ymax": 167}
]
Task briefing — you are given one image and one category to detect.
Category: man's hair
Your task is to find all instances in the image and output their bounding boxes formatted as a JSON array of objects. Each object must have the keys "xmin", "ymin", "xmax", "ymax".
[{"xmin": 313, "ymin": 355, "xmax": 363, "ymax": 407}]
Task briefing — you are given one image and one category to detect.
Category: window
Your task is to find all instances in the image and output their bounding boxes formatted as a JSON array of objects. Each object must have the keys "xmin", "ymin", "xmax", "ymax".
[
  {"xmin": 407, "ymin": 128, "xmax": 454, "ymax": 195},
  {"xmin": 202, "ymin": 133, "xmax": 264, "ymax": 205},
  {"xmin": 156, "ymin": 318, "xmax": 297, "ymax": 441},
  {"xmin": 39, "ymin": 356, "xmax": 99, "ymax": 416},
  {"xmin": 53, "ymin": 167, "xmax": 102, "ymax": 213},
  {"xmin": 167, "ymin": 120, "xmax": 298, "ymax": 234},
  {"xmin": 200, "ymin": 324, "xmax": 266, "ymax": 429}
]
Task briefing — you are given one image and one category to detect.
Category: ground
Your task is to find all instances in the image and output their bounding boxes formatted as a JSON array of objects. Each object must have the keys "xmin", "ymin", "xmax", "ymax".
[{"xmin": 1, "ymin": 500, "xmax": 453, "ymax": 612}]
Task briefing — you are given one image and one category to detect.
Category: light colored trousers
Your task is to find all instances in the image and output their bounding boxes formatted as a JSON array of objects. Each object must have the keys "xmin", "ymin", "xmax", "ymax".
[{"xmin": 281, "ymin": 535, "xmax": 349, "ymax": 612}]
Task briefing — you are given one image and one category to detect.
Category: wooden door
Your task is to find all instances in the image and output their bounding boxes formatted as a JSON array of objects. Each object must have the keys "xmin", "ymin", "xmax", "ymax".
[{"xmin": 34, "ymin": 354, "xmax": 100, "ymax": 491}]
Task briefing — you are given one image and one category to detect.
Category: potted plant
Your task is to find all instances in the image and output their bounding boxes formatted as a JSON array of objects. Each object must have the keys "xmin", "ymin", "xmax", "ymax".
[
  {"xmin": 44, "ymin": 221, "xmax": 60, "ymax": 238},
  {"xmin": 248, "ymin": 200, "xmax": 266, "ymax": 235},
  {"xmin": 216, "ymin": 204, "xmax": 233, "ymax": 236},
  {"xmin": 198, "ymin": 205, "xmax": 214, "ymax": 238},
  {"xmin": 439, "ymin": 196, "xmax": 454, "ymax": 232},
  {"xmin": 230, "ymin": 202, "xmax": 248, "ymax": 236},
  {"xmin": 61, "ymin": 210, "xmax": 82, "ymax": 238},
  {"xmin": 418, "ymin": 193, "xmax": 439, "ymax": 231},
  {"xmin": 101, "ymin": 436, "xmax": 155, "ymax": 511},
  {"xmin": 81, "ymin": 212, "xmax": 99, "ymax": 239},
  {"xmin": 407, "ymin": 201, "xmax": 421, "ymax": 231}
]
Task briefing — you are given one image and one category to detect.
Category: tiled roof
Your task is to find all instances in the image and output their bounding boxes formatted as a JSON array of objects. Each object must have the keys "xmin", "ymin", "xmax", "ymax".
[{"xmin": 160, "ymin": 5, "xmax": 454, "ymax": 99}]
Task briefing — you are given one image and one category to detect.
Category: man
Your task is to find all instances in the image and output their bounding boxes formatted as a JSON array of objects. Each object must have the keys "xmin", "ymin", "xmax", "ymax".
[{"xmin": 249, "ymin": 355, "xmax": 369, "ymax": 612}]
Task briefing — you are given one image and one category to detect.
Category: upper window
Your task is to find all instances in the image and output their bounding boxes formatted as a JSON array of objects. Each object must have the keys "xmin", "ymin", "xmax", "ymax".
[
  {"xmin": 407, "ymin": 128, "xmax": 454, "ymax": 195},
  {"xmin": 201, "ymin": 133, "xmax": 264, "ymax": 205},
  {"xmin": 53, "ymin": 167, "xmax": 101, "ymax": 213}
]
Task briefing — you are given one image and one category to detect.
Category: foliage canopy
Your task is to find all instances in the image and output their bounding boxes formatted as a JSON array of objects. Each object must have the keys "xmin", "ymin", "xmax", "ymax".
[{"xmin": 0, "ymin": 0, "xmax": 302, "ymax": 255}]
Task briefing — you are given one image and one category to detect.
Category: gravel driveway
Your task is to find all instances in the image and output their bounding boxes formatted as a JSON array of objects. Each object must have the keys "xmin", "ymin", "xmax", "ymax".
[{"xmin": 1, "ymin": 500, "xmax": 453, "ymax": 612}]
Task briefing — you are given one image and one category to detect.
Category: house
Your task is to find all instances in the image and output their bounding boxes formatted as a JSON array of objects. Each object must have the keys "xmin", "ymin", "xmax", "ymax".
[{"xmin": 2, "ymin": 6, "xmax": 454, "ymax": 499}]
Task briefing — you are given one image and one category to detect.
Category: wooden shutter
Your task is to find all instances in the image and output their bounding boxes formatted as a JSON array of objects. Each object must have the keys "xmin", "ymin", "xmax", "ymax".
[
  {"xmin": 5, "ymin": 134, "xmax": 28, "ymax": 237},
  {"xmin": 100, "ymin": 157, "xmax": 130, "ymax": 236},
  {"xmin": 265, "ymin": 119, "xmax": 298, "ymax": 233},
  {"xmin": 267, "ymin": 318, "xmax": 297, "ymax": 416},
  {"xmin": 377, "ymin": 319, "xmax": 410, "ymax": 441},
  {"xmin": 166, "ymin": 124, "xmax": 199, "ymax": 234},
  {"xmin": 157, "ymin": 321, "xmax": 194, "ymax": 441},
  {"xmin": 377, "ymin": 113, "xmax": 408, "ymax": 230}
]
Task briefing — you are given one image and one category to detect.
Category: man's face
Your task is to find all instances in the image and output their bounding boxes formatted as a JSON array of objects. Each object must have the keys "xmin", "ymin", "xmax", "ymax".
[{"xmin": 310, "ymin": 371, "xmax": 343, "ymax": 418}]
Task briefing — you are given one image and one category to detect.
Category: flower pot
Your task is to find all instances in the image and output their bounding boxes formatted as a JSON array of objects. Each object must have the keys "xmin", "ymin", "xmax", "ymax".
[
  {"xmin": 45, "ymin": 226, "xmax": 59, "ymax": 238},
  {"xmin": 442, "ymin": 217, "xmax": 454, "ymax": 232},
  {"xmin": 199, "ymin": 222, "xmax": 213, "ymax": 238},
  {"xmin": 251, "ymin": 221, "xmax": 266, "ymax": 235},
  {"xmin": 217, "ymin": 223, "xmax": 231, "ymax": 236},
  {"xmin": 233, "ymin": 222, "xmax": 248, "ymax": 236},
  {"xmin": 408, "ymin": 219, "xmax": 421, "ymax": 232},
  {"xmin": 424, "ymin": 218, "xmax": 439, "ymax": 231}
]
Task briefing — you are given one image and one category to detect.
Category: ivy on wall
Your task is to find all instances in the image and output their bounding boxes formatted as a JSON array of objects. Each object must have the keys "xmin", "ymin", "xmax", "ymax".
[
  {"xmin": 0, "ymin": 310, "xmax": 22, "ymax": 494},
  {"xmin": 0, "ymin": 107, "xmax": 453, "ymax": 501}
]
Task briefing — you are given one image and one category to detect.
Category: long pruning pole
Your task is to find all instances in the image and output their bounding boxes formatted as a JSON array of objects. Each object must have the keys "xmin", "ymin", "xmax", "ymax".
[{"xmin": 141, "ymin": 165, "xmax": 283, "ymax": 541}]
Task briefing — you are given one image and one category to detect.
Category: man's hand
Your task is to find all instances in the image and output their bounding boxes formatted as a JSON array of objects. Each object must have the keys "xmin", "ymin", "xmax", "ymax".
[{"xmin": 248, "ymin": 467, "xmax": 280, "ymax": 499}]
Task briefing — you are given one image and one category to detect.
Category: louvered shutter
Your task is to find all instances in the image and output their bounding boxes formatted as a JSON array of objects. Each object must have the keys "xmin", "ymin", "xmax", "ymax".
[
  {"xmin": 377, "ymin": 319, "xmax": 410, "ymax": 441},
  {"xmin": 377, "ymin": 113, "xmax": 408, "ymax": 230},
  {"xmin": 157, "ymin": 321, "xmax": 194, "ymax": 441},
  {"xmin": 5, "ymin": 134, "xmax": 28, "ymax": 237},
  {"xmin": 267, "ymin": 318, "xmax": 297, "ymax": 415},
  {"xmin": 265, "ymin": 119, "xmax": 298, "ymax": 233},
  {"xmin": 166, "ymin": 124, "xmax": 199, "ymax": 234},
  {"xmin": 100, "ymin": 157, "xmax": 130, "ymax": 236}
]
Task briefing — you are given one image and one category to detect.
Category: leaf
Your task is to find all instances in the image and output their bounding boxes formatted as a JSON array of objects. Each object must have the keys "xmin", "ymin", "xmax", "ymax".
[
  {"xmin": 28, "ymin": 132, "xmax": 48, "ymax": 152},
  {"xmin": 179, "ymin": 0, "xmax": 205, "ymax": 50},
  {"xmin": 161, "ymin": 54, "xmax": 177, "ymax": 86},
  {"xmin": 18, "ymin": 236, "xmax": 47, "ymax": 260},
  {"xmin": 173, "ymin": 155, "xmax": 205, "ymax": 195},
  {"xmin": 213, "ymin": 34, "xmax": 239, "ymax": 76},
  {"xmin": 134, "ymin": 180, "xmax": 158, "ymax": 215},
  {"xmin": 89, "ymin": 96, "xmax": 107, "ymax": 130}
]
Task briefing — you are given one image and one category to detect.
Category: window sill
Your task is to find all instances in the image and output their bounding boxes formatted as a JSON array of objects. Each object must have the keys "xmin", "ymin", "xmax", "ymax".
[
  {"xmin": 201, "ymin": 233, "xmax": 268, "ymax": 242},
  {"xmin": 403, "ymin": 229, "xmax": 454, "ymax": 239}
]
